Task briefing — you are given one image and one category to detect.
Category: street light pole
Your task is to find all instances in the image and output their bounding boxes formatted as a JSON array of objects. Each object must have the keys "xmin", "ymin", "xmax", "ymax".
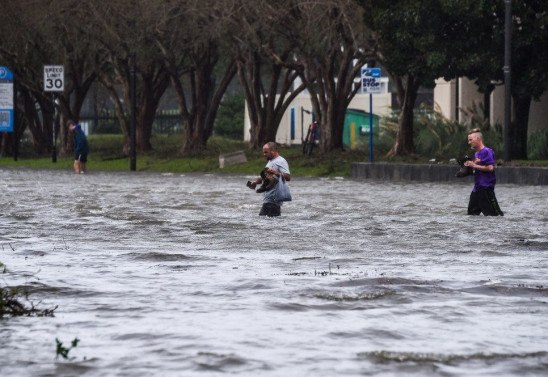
[
  {"xmin": 52, "ymin": 93, "xmax": 57, "ymax": 163},
  {"xmin": 129, "ymin": 52, "xmax": 137, "ymax": 171},
  {"xmin": 503, "ymin": 0, "xmax": 512, "ymax": 161},
  {"xmin": 301, "ymin": 107, "xmax": 311, "ymax": 143}
]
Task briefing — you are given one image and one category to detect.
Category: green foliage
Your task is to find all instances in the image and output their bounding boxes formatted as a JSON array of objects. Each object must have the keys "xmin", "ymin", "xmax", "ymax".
[
  {"xmin": 414, "ymin": 111, "xmax": 467, "ymax": 159},
  {"xmin": 56, "ymin": 337, "xmax": 80, "ymax": 360},
  {"xmin": 364, "ymin": 0, "xmax": 488, "ymax": 85},
  {"xmin": 0, "ymin": 258, "xmax": 57, "ymax": 318},
  {"xmin": 528, "ymin": 129, "xmax": 548, "ymax": 160},
  {"xmin": 214, "ymin": 95, "xmax": 245, "ymax": 140},
  {"xmin": 376, "ymin": 104, "xmax": 506, "ymax": 161},
  {"xmin": 0, "ymin": 285, "xmax": 57, "ymax": 318},
  {"xmin": 416, "ymin": 119, "xmax": 503, "ymax": 160},
  {"xmin": 510, "ymin": 1, "xmax": 548, "ymax": 101},
  {"xmin": 375, "ymin": 117, "xmax": 398, "ymax": 156}
]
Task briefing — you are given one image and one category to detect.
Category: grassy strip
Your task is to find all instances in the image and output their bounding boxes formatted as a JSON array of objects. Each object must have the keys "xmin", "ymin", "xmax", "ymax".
[
  {"xmin": 0, "ymin": 135, "xmax": 375, "ymax": 177},
  {"xmin": 0, "ymin": 135, "xmax": 546, "ymax": 176}
]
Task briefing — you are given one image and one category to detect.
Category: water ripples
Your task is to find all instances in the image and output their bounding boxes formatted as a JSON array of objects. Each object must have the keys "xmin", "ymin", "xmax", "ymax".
[{"xmin": 0, "ymin": 169, "xmax": 547, "ymax": 376}]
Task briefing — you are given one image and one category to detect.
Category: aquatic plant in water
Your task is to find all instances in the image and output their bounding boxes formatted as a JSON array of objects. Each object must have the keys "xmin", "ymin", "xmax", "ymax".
[
  {"xmin": 0, "ymin": 261, "xmax": 57, "ymax": 318},
  {"xmin": 55, "ymin": 338, "xmax": 80, "ymax": 360},
  {"xmin": 0, "ymin": 286, "xmax": 57, "ymax": 317}
]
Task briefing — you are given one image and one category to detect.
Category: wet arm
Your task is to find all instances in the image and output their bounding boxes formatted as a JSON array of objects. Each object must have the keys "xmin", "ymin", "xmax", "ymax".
[
  {"xmin": 267, "ymin": 169, "xmax": 290, "ymax": 181},
  {"xmin": 464, "ymin": 160, "xmax": 494, "ymax": 172}
]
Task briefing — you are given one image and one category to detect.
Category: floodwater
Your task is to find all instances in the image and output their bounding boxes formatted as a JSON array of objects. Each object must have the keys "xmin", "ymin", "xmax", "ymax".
[{"xmin": 0, "ymin": 168, "xmax": 547, "ymax": 377}]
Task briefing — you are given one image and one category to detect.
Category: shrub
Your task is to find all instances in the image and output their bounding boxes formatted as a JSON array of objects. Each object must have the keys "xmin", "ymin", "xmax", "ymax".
[
  {"xmin": 214, "ymin": 95, "xmax": 245, "ymax": 140},
  {"xmin": 379, "ymin": 103, "xmax": 505, "ymax": 160},
  {"xmin": 528, "ymin": 129, "xmax": 548, "ymax": 160}
]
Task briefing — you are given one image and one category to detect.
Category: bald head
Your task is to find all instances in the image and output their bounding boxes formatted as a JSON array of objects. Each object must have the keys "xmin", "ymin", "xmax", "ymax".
[{"xmin": 262, "ymin": 142, "xmax": 279, "ymax": 160}]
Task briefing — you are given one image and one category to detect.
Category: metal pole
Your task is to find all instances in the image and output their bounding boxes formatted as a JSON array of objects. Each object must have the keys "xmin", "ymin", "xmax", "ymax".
[
  {"xmin": 369, "ymin": 93, "xmax": 373, "ymax": 162},
  {"xmin": 503, "ymin": 0, "xmax": 512, "ymax": 161},
  {"xmin": 13, "ymin": 75, "xmax": 18, "ymax": 161},
  {"xmin": 455, "ymin": 79, "xmax": 459, "ymax": 123},
  {"xmin": 301, "ymin": 107, "xmax": 304, "ymax": 144},
  {"xmin": 129, "ymin": 52, "xmax": 137, "ymax": 171},
  {"xmin": 52, "ymin": 93, "xmax": 57, "ymax": 163}
]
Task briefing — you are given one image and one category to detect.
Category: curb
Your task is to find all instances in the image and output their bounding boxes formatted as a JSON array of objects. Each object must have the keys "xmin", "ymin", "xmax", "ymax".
[{"xmin": 351, "ymin": 162, "xmax": 548, "ymax": 185}]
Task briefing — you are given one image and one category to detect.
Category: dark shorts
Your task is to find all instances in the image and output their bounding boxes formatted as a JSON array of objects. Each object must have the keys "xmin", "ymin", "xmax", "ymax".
[
  {"xmin": 75, "ymin": 154, "xmax": 88, "ymax": 163},
  {"xmin": 468, "ymin": 188, "xmax": 504, "ymax": 216},
  {"xmin": 259, "ymin": 202, "xmax": 281, "ymax": 217}
]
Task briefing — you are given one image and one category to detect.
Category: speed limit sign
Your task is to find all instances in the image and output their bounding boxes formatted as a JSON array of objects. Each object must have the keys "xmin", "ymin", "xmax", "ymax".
[{"xmin": 43, "ymin": 65, "xmax": 64, "ymax": 92}]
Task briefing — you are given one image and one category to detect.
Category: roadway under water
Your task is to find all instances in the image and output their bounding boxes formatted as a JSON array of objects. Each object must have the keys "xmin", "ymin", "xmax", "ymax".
[{"xmin": 0, "ymin": 168, "xmax": 547, "ymax": 376}]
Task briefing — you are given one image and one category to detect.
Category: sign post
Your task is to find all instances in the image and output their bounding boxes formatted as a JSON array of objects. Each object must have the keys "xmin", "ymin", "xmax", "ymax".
[
  {"xmin": 129, "ymin": 53, "xmax": 137, "ymax": 171},
  {"xmin": 361, "ymin": 67, "xmax": 381, "ymax": 162},
  {"xmin": 44, "ymin": 65, "xmax": 64, "ymax": 163}
]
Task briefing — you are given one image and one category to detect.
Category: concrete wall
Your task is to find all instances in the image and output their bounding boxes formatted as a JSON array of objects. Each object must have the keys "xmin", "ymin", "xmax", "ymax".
[
  {"xmin": 351, "ymin": 162, "xmax": 548, "ymax": 185},
  {"xmin": 433, "ymin": 79, "xmax": 456, "ymax": 121},
  {"xmin": 434, "ymin": 78, "xmax": 547, "ymax": 133},
  {"xmin": 433, "ymin": 78, "xmax": 484, "ymax": 123},
  {"xmin": 459, "ymin": 78, "xmax": 484, "ymax": 121},
  {"xmin": 491, "ymin": 84, "xmax": 505, "ymax": 127}
]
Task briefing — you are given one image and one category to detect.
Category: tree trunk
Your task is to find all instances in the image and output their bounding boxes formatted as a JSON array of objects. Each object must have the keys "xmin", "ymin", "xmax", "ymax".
[
  {"xmin": 176, "ymin": 57, "xmax": 236, "ymax": 156},
  {"xmin": 322, "ymin": 96, "xmax": 350, "ymax": 152},
  {"xmin": 387, "ymin": 75, "xmax": 420, "ymax": 156},
  {"xmin": 134, "ymin": 67, "xmax": 170, "ymax": 152},
  {"xmin": 238, "ymin": 51, "xmax": 306, "ymax": 149},
  {"xmin": 101, "ymin": 79, "xmax": 131, "ymax": 155},
  {"xmin": 18, "ymin": 87, "xmax": 51, "ymax": 155},
  {"xmin": 181, "ymin": 65, "xmax": 212, "ymax": 155},
  {"xmin": 511, "ymin": 94, "xmax": 531, "ymax": 160},
  {"xmin": 0, "ymin": 133, "xmax": 12, "ymax": 157},
  {"xmin": 302, "ymin": 46, "xmax": 364, "ymax": 153}
]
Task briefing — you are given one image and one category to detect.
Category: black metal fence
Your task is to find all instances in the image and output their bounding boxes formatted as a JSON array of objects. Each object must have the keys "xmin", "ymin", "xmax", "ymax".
[{"xmin": 80, "ymin": 110, "xmax": 183, "ymax": 135}]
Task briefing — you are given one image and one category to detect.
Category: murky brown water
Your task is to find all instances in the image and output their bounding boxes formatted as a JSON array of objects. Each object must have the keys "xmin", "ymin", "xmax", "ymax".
[{"xmin": 1, "ymin": 168, "xmax": 547, "ymax": 376}]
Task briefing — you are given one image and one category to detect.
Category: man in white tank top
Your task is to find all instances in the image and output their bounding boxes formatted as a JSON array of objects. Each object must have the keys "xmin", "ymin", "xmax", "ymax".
[{"xmin": 247, "ymin": 142, "xmax": 291, "ymax": 217}]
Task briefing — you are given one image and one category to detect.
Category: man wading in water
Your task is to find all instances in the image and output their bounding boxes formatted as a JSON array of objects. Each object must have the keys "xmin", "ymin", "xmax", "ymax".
[
  {"xmin": 247, "ymin": 142, "xmax": 291, "ymax": 217},
  {"xmin": 68, "ymin": 120, "xmax": 89, "ymax": 174},
  {"xmin": 464, "ymin": 128, "xmax": 504, "ymax": 216}
]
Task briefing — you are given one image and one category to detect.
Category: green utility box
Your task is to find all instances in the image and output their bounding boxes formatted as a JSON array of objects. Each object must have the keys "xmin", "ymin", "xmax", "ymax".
[{"xmin": 343, "ymin": 109, "xmax": 379, "ymax": 149}]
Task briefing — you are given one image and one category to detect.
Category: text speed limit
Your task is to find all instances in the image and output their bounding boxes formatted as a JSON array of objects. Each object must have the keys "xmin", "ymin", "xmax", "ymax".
[{"xmin": 44, "ymin": 65, "xmax": 64, "ymax": 92}]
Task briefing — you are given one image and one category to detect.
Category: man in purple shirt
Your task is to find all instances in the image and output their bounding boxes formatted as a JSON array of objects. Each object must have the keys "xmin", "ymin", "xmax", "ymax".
[{"xmin": 464, "ymin": 129, "xmax": 504, "ymax": 216}]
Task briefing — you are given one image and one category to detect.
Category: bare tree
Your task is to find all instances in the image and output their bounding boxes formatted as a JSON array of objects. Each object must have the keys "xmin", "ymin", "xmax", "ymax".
[
  {"xmin": 0, "ymin": 0, "xmax": 98, "ymax": 156},
  {"xmin": 227, "ymin": 1, "xmax": 307, "ymax": 149},
  {"xmin": 85, "ymin": 0, "xmax": 170, "ymax": 153},
  {"xmin": 0, "ymin": 0, "xmax": 62, "ymax": 155},
  {"xmin": 152, "ymin": 0, "xmax": 237, "ymax": 155},
  {"xmin": 46, "ymin": 0, "xmax": 99, "ymax": 156},
  {"xmin": 263, "ymin": 0, "xmax": 373, "ymax": 152}
]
